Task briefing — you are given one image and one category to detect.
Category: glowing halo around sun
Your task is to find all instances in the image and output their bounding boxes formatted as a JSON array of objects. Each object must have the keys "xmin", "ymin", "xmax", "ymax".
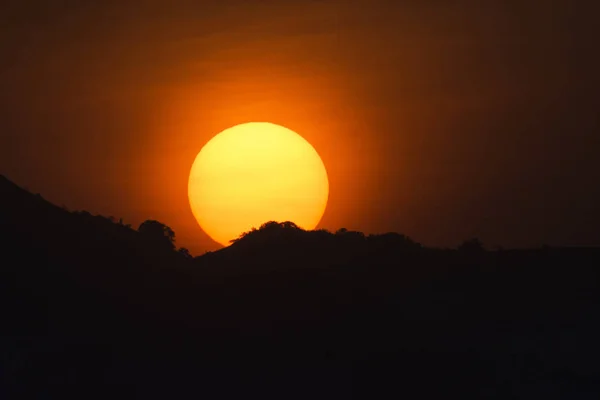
[{"xmin": 188, "ymin": 122, "xmax": 329, "ymax": 246}]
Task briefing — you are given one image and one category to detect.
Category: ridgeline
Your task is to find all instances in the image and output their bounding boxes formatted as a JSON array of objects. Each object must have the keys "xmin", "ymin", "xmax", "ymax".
[{"xmin": 1, "ymin": 175, "xmax": 599, "ymax": 399}]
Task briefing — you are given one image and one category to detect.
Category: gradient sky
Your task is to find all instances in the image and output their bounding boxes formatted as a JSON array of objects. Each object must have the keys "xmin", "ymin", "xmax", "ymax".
[{"xmin": 1, "ymin": 0, "xmax": 599, "ymax": 254}]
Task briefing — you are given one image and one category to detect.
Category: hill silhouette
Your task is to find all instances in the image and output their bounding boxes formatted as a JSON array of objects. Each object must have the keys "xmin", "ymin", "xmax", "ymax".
[{"xmin": 2, "ymin": 174, "xmax": 600, "ymax": 399}]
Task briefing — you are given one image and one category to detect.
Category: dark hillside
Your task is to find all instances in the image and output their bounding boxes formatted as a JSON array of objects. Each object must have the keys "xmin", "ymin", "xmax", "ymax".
[{"xmin": 2, "ymin": 175, "xmax": 600, "ymax": 399}]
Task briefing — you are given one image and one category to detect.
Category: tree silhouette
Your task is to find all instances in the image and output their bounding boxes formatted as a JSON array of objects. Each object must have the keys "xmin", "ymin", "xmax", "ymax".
[
  {"xmin": 458, "ymin": 237, "xmax": 484, "ymax": 253},
  {"xmin": 367, "ymin": 232, "xmax": 421, "ymax": 250},
  {"xmin": 178, "ymin": 247, "xmax": 192, "ymax": 258},
  {"xmin": 138, "ymin": 220, "xmax": 176, "ymax": 251}
]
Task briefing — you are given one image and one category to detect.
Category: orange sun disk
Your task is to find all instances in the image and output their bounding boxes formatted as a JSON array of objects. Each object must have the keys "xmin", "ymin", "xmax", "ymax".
[{"xmin": 188, "ymin": 122, "xmax": 329, "ymax": 246}]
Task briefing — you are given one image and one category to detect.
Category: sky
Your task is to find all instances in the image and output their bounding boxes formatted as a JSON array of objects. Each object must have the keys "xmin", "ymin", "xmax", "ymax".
[{"xmin": 1, "ymin": 0, "xmax": 599, "ymax": 254}]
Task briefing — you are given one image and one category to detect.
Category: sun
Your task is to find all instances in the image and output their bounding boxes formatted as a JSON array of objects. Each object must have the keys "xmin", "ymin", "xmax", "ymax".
[{"xmin": 188, "ymin": 122, "xmax": 329, "ymax": 246}]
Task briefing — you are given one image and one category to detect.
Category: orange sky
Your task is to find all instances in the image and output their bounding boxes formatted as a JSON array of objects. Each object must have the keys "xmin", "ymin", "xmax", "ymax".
[{"xmin": 1, "ymin": 1, "xmax": 599, "ymax": 254}]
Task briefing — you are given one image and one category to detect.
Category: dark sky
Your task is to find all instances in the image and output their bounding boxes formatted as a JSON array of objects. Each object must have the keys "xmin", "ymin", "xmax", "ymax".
[{"xmin": 1, "ymin": 0, "xmax": 599, "ymax": 254}]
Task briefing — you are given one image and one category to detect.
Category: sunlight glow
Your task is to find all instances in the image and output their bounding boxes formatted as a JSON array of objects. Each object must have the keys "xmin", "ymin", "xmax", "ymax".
[{"xmin": 188, "ymin": 122, "xmax": 329, "ymax": 246}]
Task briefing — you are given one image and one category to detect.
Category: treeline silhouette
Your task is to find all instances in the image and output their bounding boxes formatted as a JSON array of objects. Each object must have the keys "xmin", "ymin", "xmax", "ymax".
[{"xmin": 1, "ymin": 174, "xmax": 600, "ymax": 399}]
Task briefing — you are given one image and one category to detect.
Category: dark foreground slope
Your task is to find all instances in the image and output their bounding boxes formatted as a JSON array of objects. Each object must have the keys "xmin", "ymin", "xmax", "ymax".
[{"xmin": 2, "ymin": 175, "xmax": 600, "ymax": 399}]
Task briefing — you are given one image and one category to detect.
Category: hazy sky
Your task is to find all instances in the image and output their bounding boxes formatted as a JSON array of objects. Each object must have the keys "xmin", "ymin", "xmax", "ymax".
[{"xmin": 1, "ymin": 0, "xmax": 599, "ymax": 254}]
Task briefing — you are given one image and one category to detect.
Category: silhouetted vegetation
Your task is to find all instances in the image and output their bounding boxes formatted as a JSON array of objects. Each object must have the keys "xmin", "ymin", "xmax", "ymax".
[
  {"xmin": 2, "ymin": 173, "xmax": 600, "ymax": 399},
  {"xmin": 138, "ymin": 219, "xmax": 176, "ymax": 251},
  {"xmin": 459, "ymin": 237, "xmax": 485, "ymax": 253},
  {"xmin": 177, "ymin": 247, "xmax": 193, "ymax": 259}
]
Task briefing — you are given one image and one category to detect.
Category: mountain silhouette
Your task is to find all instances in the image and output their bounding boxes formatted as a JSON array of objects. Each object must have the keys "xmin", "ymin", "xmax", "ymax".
[{"xmin": 2, "ymin": 174, "xmax": 600, "ymax": 399}]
